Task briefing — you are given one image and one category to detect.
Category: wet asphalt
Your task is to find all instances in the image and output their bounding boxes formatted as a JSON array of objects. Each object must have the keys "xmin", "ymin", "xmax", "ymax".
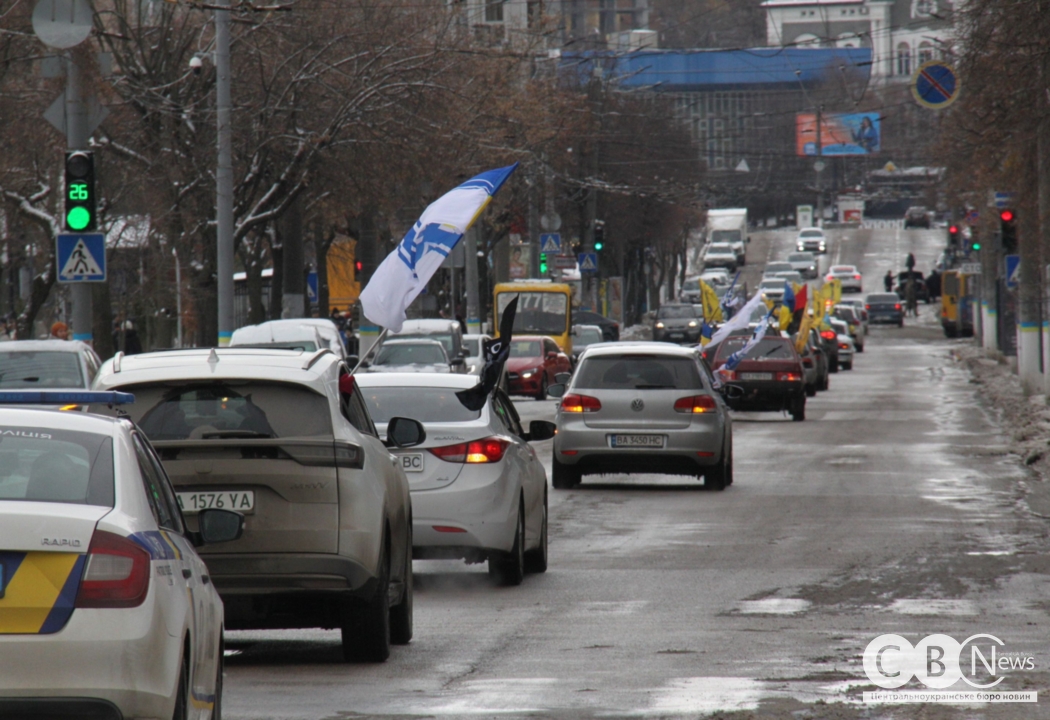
[{"xmin": 222, "ymin": 226, "xmax": 1050, "ymax": 719}]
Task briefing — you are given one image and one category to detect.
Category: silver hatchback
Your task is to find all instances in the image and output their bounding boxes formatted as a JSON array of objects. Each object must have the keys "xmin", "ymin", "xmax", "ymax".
[{"xmin": 548, "ymin": 343, "xmax": 733, "ymax": 490}]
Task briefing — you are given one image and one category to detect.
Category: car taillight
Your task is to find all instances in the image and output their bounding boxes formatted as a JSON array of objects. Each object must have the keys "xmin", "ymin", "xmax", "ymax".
[
  {"xmin": 839, "ymin": 343, "xmax": 849, "ymax": 350},
  {"xmin": 75, "ymin": 531, "xmax": 151, "ymax": 609},
  {"xmin": 895, "ymin": 303, "xmax": 902, "ymax": 311},
  {"xmin": 802, "ymin": 358, "xmax": 813, "ymax": 367},
  {"xmin": 719, "ymin": 369, "xmax": 738, "ymax": 380},
  {"xmin": 865, "ymin": 304, "xmax": 871, "ymax": 310},
  {"xmin": 561, "ymin": 393, "xmax": 601, "ymax": 413},
  {"xmin": 429, "ymin": 437, "xmax": 510, "ymax": 464},
  {"xmin": 673, "ymin": 395, "xmax": 717, "ymax": 413},
  {"xmin": 854, "ymin": 274, "xmax": 861, "ymax": 280},
  {"xmin": 820, "ymin": 330, "xmax": 836, "ymax": 340},
  {"xmin": 776, "ymin": 372, "xmax": 802, "ymax": 382}
]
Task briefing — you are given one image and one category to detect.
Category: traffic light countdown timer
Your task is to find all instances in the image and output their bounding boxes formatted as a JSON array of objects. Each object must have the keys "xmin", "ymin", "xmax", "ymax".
[{"xmin": 65, "ymin": 151, "xmax": 96, "ymax": 232}]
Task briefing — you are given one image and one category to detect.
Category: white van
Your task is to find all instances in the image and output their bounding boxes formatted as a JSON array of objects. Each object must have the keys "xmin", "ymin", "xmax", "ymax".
[{"xmin": 230, "ymin": 319, "xmax": 347, "ymax": 358}]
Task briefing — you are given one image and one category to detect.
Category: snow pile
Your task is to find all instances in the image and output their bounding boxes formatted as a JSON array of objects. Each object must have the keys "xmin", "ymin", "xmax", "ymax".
[{"xmin": 621, "ymin": 322, "xmax": 653, "ymax": 341}]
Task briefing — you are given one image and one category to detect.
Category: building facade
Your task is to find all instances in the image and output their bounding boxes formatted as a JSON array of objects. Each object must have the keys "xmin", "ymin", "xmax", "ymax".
[{"xmin": 762, "ymin": 0, "xmax": 955, "ymax": 84}]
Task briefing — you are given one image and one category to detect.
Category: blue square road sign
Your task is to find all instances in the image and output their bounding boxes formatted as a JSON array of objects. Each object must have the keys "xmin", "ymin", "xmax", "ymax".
[{"xmin": 57, "ymin": 233, "xmax": 106, "ymax": 283}]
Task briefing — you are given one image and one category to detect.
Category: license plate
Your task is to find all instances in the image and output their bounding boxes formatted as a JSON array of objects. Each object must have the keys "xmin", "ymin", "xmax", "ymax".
[
  {"xmin": 176, "ymin": 490, "xmax": 255, "ymax": 515},
  {"xmin": 740, "ymin": 372, "xmax": 773, "ymax": 380},
  {"xmin": 609, "ymin": 434, "xmax": 665, "ymax": 448},
  {"xmin": 400, "ymin": 453, "xmax": 424, "ymax": 473}
]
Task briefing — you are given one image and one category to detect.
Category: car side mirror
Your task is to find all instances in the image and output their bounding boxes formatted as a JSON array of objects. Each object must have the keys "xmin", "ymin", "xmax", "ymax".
[
  {"xmin": 720, "ymin": 384, "xmax": 745, "ymax": 400},
  {"xmin": 554, "ymin": 372, "xmax": 571, "ymax": 384},
  {"xmin": 546, "ymin": 352, "xmax": 558, "ymax": 360},
  {"xmin": 458, "ymin": 349, "xmax": 469, "ymax": 358},
  {"xmin": 525, "ymin": 420, "xmax": 556, "ymax": 442},
  {"xmin": 195, "ymin": 508, "xmax": 244, "ymax": 546},
  {"xmin": 548, "ymin": 383, "xmax": 567, "ymax": 398},
  {"xmin": 387, "ymin": 417, "xmax": 426, "ymax": 448},
  {"xmin": 451, "ymin": 357, "xmax": 465, "ymax": 366}
]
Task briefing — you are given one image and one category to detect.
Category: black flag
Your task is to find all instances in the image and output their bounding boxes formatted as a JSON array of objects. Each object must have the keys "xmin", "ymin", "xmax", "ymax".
[{"xmin": 456, "ymin": 296, "xmax": 518, "ymax": 411}]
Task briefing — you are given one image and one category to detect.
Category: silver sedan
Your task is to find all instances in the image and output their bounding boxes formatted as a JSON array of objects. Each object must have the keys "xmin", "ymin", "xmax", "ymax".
[
  {"xmin": 354, "ymin": 372, "xmax": 555, "ymax": 586},
  {"xmin": 548, "ymin": 343, "xmax": 734, "ymax": 491}
]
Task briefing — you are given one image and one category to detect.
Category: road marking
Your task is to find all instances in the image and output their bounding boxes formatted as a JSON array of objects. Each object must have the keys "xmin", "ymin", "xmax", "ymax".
[
  {"xmin": 884, "ymin": 599, "xmax": 978, "ymax": 616},
  {"xmin": 573, "ymin": 600, "xmax": 648, "ymax": 616},
  {"xmin": 651, "ymin": 677, "xmax": 764, "ymax": 714},
  {"xmin": 736, "ymin": 598, "xmax": 811, "ymax": 615}
]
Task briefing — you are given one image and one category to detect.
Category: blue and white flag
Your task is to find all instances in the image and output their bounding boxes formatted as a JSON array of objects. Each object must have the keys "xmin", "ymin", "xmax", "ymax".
[
  {"xmin": 723, "ymin": 310, "xmax": 774, "ymax": 371},
  {"xmin": 359, "ymin": 164, "xmax": 518, "ymax": 332},
  {"xmin": 706, "ymin": 290, "xmax": 766, "ymax": 349}
]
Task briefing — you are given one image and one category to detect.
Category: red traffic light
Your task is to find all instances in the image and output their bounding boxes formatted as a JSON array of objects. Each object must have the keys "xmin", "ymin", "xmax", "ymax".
[
  {"xmin": 354, "ymin": 260, "xmax": 363, "ymax": 272},
  {"xmin": 949, "ymin": 225, "xmax": 958, "ymax": 233},
  {"xmin": 1000, "ymin": 210, "xmax": 1015, "ymax": 223}
]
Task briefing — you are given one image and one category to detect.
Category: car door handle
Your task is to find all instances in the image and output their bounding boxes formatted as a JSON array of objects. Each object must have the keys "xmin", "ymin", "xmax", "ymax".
[{"xmin": 182, "ymin": 569, "xmax": 193, "ymax": 579}]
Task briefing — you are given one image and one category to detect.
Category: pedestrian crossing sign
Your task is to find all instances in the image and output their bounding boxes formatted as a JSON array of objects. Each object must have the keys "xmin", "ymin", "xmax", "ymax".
[
  {"xmin": 57, "ymin": 233, "xmax": 106, "ymax": 283},
  {"xmin": 1006, "ymin": 254, "xmax": 1020, "ymax": 289},
  {"xmin": 540, "ymin": 233, "xmax": 561, "ymax": 254}
]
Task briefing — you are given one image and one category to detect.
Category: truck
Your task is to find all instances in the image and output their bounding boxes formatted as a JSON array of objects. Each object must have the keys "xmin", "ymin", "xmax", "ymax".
[{"xmin": 706, "ymin": 208, "xmax": 749, "ymax": 267}]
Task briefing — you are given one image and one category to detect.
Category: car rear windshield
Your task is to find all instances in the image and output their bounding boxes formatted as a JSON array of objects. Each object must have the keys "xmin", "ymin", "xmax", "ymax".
[
  {"xmin": 657, "ymin": 306, "xmax": 695, "ymax": 319},
  {"xmin": 393, "ymin": 332, "xmax": 453, "ymax": 355},
  {"xmin": 574, "ymin": 355, "xmax": 703, "ymax": 390},
  {"xmin": 717, "ymin": 338, "xmax": 796, "ymax": 361},
  {"xmin": 800, "ymin": 230, "xmax": 822, "ymax": 237},
  {"xmin": 831, "ymin": 266, "xmax": 855, "ymax": 273},
  {"xmin": 125, "ymin": 382, "xmax": 333, "ymax": 441},
  {"xmin": 574, "ymin": 328, "xmax": 603, "ymax": 346},
  {"xmin": 0, "ymin": 428, "xmax": 114, "ymax": 506},
  {"xmin": 358, "ymin": 387, "xmax": 482, "ymax": 424},
  {"xmin": 834, "ymin": 307, "xmax": 860, "ymax": 322},
  {"xmin": 765, "ymin": 263, "xmax": 792, "ymax": 273},
  {"xmin": 0, "ymin": 351, "xmax": 84, "ymax": 389},
  {"xmin": 868, "ymin": 294, "xmax": 899, "ymax": 303},
  {"xmin": 682, "ymin": 279, "xmax": 700, "ymax": 292},
  {"xmin": 464, "ymin": 338, "xmax": 482, "ymax": 356},
  {"xmin": 787, "ymin": 253, "xmax": 812, "ymax": 262},
  {"xmin": 510, "ymin": 341, "xmax": 542, "ymax": 358},
  {"xmin": 375, "ymin": 344, "xmax": 447, "ymax": 366}
]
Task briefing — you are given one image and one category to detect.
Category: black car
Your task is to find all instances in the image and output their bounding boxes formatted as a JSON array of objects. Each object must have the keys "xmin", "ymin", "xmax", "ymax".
[
  {"xmin": 896, "ymin": 271, "xmax": 930, "ymax": 303},
  {"xmin": 573, "ymin": 310, "xmax": 620, "ymax": 342},
  {"xmin": 904, "ymin": 206, "xmax": 930, "ymax": 229},
  {"xmin": 653, "ymin": 304, "xmax": 701, "ymax": 344},
  {"xmin": 866, "ymin": 292, "xmax": 905, "ymax": 327}
]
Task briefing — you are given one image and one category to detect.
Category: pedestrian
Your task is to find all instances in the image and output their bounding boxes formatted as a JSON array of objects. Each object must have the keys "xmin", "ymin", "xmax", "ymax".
[
  {"xmin": 906, "ymin": 253, "xmax": 916, "ymax": 272},
  {"xmin": 884, "ymin": 270, "xmax": 894, "ymax": 292},
  {"xmin": 927, "ymin": 269, "xmax": 941, "ymax": 300},
  {"xmin": 49, "ymin": 321, "xmax": 69, "ymax": 340},
  {"xmin": 905, "ymin": 277, "xmax": 918, "ymax": 317},
  {"xmin": 114, "ymin": 320, "xmax": 143, "ymax": 355},
  {"xmin": 0, "ymin": 317, "xmax": 16, "ymax": 341}
]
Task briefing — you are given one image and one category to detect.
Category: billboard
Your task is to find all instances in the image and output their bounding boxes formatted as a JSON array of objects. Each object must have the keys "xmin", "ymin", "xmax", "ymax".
[{"xmin": 796, "ymin": 112, "xmax": 881, "ymax": 156}]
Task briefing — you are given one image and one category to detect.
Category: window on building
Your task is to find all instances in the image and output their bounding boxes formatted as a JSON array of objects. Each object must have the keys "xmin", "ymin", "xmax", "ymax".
[
  {"xmin": 485, "ymin": 0, "xmax": 504, "ymax": 22},
  {"xmin": 527, "ymin": 0, "xmax": 542, "ymax": 29},
  {"xmin": 915, "ymin": 0, "xmax": 936, "ymax": 17},
  {"xmin": 918, "ymin": 42, "xmax": 935, "ymax": 64},
  {"xmin": 897, "ymin": 43, "xmax": 911, "ymax": 76}
]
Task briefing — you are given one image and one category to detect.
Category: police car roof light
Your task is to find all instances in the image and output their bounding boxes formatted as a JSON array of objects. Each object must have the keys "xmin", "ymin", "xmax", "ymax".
[{"xmin": 0, "ymin": 390, "xmax": 135, "ymax": 405}]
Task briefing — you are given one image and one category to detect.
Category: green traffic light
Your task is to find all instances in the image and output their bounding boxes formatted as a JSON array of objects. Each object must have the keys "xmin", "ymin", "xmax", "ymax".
[
  {"xmin": 66, "ymin": 207, "xmax": 91, "ymax": 231},
  {"xmin": 972, "ymin": 243, "xmax": 981, "ymax": 251},
  {"xmin": 594, "ymin": 242, "xmax": 603, "ymax": 251}
]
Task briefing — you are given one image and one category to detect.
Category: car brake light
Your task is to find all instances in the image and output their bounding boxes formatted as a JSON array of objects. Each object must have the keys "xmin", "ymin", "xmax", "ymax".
[
  {"xmin": 865, "ymin": 304, "xmax": 871, "ymax": 310},
  {"xmin": 561, "ymin": 393, "xmax": 601, "ymax": 413},
  {"xmin": 776, "ymin": 372, "xmax": 802, "ymax": 382},
  {"xmin": 75, "ymin": 531, "xmax": 151, "ymax": 609},
  {"xmin": 895, "ymin": 303, "xmax": 902, "ymax": 311},
  {"xmin": 839, "ymin": 343, "xmax": 849, "ymax": 350},
  {"xmin": 719, "ymin": 369, "xmax": 738, "ymax": 380},
  {"xmin": 429, "ymin": 437, "xmax": 510, "ymax": 464},
  {"xmin": 854, "ymin": 274, "xmax": 861, "ymax": 280},
  {"xmin": 673, "ymin": 395, "xmax": 717, "ymax": 413},
  {"xmin": 820, "ymin": 330, "xmax": 836, "ymax": 340}
]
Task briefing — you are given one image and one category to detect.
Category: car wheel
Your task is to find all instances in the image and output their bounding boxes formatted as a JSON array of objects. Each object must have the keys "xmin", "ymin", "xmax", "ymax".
[
  {"xmin": 551, "ymin": 455, "xmax": 580, "ymax": 489},
  {"xmin": 791, "ymin": 396, "xmax": 806, "ymax": 422},
  {"xmin": 172, "ymin": 650, "xmax": 189, "ymax": 720},
  {"xmin": 536, "ymin": 376, "xmax": 548, "ymax": 401},
  {"xmin": 341, "ymin": 538, "xmax": 391, "ymax": 662},
  {"xmin": 524, "ymin": 491, "xmax": 548, "ymax": 574},
  {"xmin": 490, "ymin": 502, "xmax": 525, "ymax": 586},
  {"xmin": 829, "ymin": 358, "xmax": 839, "ymax": 373},
  {"xmin": 805, "ymin": 383, "xmax": 817, "ymax": 398},
  {"xmin": 843, "ymin": 361, "xmax": 853, "ymax": 371},
  {"xmin": 856, "ymin": 342, "xmax": 864, "ymax": 353},
  {"xmin": 389, "ymin": 527, "xmax": 413, "ymax": 646},
  {"xmin": 821, "ymin": 373, "xmax": 829, "ymax": 391},
  {"xmin": 705, "ymin": 441, "xmax": 728, "ymax": 491},
  {"xmin": 897, "ymin": 320, "xmax": 904, "ymax": 328}
]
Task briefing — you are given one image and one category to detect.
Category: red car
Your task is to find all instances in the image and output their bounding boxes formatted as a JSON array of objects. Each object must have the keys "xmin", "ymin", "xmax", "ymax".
[
  {"xmin": 506, "ymin": 335, "xmax": 572, "ymax": 400},
  {"xmin": 711, "ymin": 334, "xmax": 807, "ymax": 421}
]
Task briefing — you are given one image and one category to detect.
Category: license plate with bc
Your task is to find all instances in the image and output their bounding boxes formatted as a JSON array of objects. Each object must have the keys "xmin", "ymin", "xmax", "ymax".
[{"xmin": 400, "ymin": 453, "xmax": 424, "ymax": 473}]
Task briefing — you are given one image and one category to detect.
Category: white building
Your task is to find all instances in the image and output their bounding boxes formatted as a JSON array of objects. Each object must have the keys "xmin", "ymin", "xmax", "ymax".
[
  {"xmin": 762, "ymin": 0, "xmax": 955, "ymax": 84},
  {"xmin": 451, "ymin": 0, "xmax": 650, "ymax": 49}
]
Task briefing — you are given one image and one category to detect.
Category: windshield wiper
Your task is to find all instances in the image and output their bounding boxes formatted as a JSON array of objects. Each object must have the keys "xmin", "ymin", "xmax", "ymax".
[{"xmin": 200, "ymin": 430, "xmax": 274, "ymax": 439}]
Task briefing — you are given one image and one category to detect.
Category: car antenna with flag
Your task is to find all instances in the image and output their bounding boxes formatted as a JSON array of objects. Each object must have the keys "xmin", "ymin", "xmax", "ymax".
[{"xmin": 456, "ymin": 295, "xmax": 518, "ymax": 411}]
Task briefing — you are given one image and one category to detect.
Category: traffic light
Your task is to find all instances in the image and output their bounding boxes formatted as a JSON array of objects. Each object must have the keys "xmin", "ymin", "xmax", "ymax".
[
  {"xmin": 593, "ymin": 219, "xmax": 605, "ymax": 251},
  {"xmin": 1000, "ymin": 209, "xmax": 1017, "ymax": 254},
  {"xmin": 948, "ymin": 225, "xmax": 959, "ymax": 247},
  {"xmin": 539, "ymin": 252, "xmax": 548, "ymax": 274},
  {"xmin": 64, "ymin": 151, "xmax": 96, "ymax": 231}
]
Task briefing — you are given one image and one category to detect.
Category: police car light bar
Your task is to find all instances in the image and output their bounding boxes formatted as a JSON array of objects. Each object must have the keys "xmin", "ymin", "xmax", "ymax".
[{"xmin": 0, "ymin": 391, "xmax": 135, "ymax": 405}]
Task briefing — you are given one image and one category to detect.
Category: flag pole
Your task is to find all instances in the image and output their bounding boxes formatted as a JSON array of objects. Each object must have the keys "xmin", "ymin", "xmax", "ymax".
[{"xmin": 350, "ymin": 327, "xmax": 388, "ymax": 375}]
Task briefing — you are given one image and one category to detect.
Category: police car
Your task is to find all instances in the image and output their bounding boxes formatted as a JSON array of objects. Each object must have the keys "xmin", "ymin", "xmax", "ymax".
[{"xmin": 0, "ymin": 390, "xmax": 243, "ymax": 720}]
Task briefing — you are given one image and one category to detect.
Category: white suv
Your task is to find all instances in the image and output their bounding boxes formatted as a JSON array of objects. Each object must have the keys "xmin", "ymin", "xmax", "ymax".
[{"xmin": 92, "ymin": 347, "xmax": 423, "ymax": 661}]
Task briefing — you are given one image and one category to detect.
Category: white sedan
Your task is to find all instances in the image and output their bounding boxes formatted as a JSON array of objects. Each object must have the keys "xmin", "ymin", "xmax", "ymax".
[
  {"xmin": 354, "ymin": 373, "xmax": 554, "ymax": 585},
  {"xmin": 825, "ymin": 264, "xmax": 863, "ymax": 293},
  {"xmin": 0, "ymin": 390, "xmax": 243, "ymax": 719}
]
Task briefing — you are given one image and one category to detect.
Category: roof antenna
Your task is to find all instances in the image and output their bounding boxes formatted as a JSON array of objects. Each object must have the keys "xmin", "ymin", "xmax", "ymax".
[{"xmin": 207, "ymin": 348, "xmax": 220, "ymax": 364}]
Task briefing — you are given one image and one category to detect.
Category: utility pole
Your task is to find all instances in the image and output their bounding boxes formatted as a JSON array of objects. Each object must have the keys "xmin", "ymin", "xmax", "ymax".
[
  {"xmin": 215, "ymin": 0, "xmax": 234, "ymax": 345},
  {"xmin": 66, "ymin": 54, "xmax": 91, "ymax": 344},
  {"xmin": 1041, "ymin": 51, "xmax": 1050, "ymax": 393},
  {"xmin": 815, "ymin": 105, "xmax": 824, "ymax": 227},
  {"xmin": 464, "ymin": 226, "xmax": 481, "ymax": 335}
]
